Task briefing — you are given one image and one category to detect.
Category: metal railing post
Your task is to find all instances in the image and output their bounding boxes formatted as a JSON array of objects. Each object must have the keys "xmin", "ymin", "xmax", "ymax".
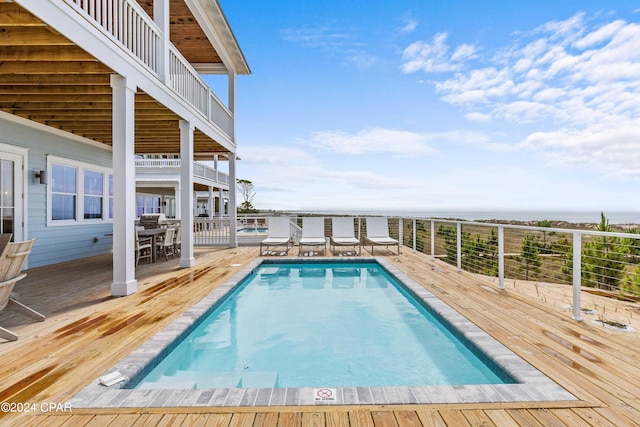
[
  {"xmin": 430, "ymin": 220, "xmax": 435, "ymax": 260},
  {"xmin": 398, "ymin": 218, "xmax": 403, "ymax": 251},
  {"xmin": 498, "ymin": 225, "xmax": 505, "ymax": 289},
  {"xmin": 413, "ymin": 218, "xmax": 417, "ymax": 252},
  {"xmin": 572, "ymin": 232, "xmax": 583, "ymax": 321},
  {"xmin": 456, "ymin": 222, "xmax": 462, "ymax": 272}
]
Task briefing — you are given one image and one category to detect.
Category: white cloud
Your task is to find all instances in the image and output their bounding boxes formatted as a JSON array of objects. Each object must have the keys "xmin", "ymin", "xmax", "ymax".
[
  {"xmin": 399, "ymin": 18, "xmax": 418, "ymax": 34},
  {"xmin": 401, "ymin": 33, "xmax": 476, "ymax": 73},
  {"xmin": 280, "ymin": 25, "xmax": 376, "ymax": 70},
  {"xmin": 402, "ymin": 12, "xmax": 640, "ymax": 181},
  {"xmin": 309, "ymin": 127, "xmax": 437, "ymax": 156}
]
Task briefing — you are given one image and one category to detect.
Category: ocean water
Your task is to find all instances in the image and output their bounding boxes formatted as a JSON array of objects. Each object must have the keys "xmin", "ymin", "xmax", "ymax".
[{"xmin": 307, "ymin": 210, "xmax": 640, "ymax": 225}]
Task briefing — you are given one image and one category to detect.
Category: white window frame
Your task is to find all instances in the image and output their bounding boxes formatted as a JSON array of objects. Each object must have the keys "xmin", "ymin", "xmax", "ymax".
[{"xmin": 47, "ymin": 155, "xmax": 113, "ymax": 226}]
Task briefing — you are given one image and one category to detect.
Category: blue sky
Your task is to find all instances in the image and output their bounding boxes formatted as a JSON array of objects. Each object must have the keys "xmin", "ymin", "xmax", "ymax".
[{"xmin": 215, "ymin": 0, "xmax": 640, "ymax": 214}]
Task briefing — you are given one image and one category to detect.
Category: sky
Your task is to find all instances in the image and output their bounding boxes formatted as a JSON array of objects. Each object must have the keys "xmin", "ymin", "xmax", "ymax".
[{"xmin": 212, "ymin": 0, "xmax": 640, "ymax": 215}]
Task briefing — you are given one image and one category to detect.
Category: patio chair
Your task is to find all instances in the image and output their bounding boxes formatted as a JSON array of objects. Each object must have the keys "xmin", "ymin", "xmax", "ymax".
[
  {"xmin": 365, "ymin": 217, "xmax": 400, "ymax": 255},
  {"xmin": 173, "ymin": 227, "xmax": 181, "ymax": 256},
  {"xmin": 329, "ymin": 217, "xmax": 361, "ymax": 255},
  {"xmin": 299, "ymin": 217, "xmax": 326, "ymax": 256},
  {"xmin": 155, "ymin": 227, "xmax": 176, "ymax": 261},
  {"xmin": 0, "ymin": 239, "xmax": 44, "ymax": 341},
  {"xmin": 260, "ymin": 217, "xmax": 293, "ymax": 255},
  {"xmin": 135, "ymin": 229, "xmax": 152, "ymax": 266},
  {"xmin": 0, "ymin": 233, "xmax": 12, "ymax": 255}
]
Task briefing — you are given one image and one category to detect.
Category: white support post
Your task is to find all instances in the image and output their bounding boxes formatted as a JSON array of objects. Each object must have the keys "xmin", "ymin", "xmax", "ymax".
[
  {"xmin": 398, "ymin": 218, "xmax": 403, "ymax": 252},
  {"xmin": 228, "ymin": 153, "xmax": 237, "ymax": 247},
  {"xmin": 456, "ymin": 222, "xmax": 462, "ymax": 272},
  {"xmin": 174, "ymin": 184, "xmax": 181, "ymax": 220},
  {"xmin": 498, "ymin": 225, "xmax": 505, "ymax": 290},
  {"xmin": 179, "ymin": 120, "xmax": 195, "ymax": 268},
  {"xmin": 153, "ymin": 0, "xmax": 170, "ymax": 83},
  {"xmin": 208, "ymin": 186, "xmax": 214, "ymax": 220},
  {"xmin": 572, "ymin": 232, "xmax": 583, "ymax": 321},
  {"xmin": 412, "ymin": 218, "xmax": 417, "ymax": 252},
  {"xmin": 213, "ymin": 154, "xmax": 219, "ymax": 183},
  {"xmin": 110, "ymin": 74, "xmax": 137, "ymax": 296},
  {"xmin": 218, "ymin": 188, "xmax": 224, "ymax": 219},
  {"xmin": 430, "ymin": 220, "xmax": 435, "ymax": 260}
]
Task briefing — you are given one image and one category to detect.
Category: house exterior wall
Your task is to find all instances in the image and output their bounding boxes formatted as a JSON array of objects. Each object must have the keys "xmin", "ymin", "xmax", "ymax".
[{"xmin": 0, "ymin": 116, "xmax": 114, "ymax": 268}]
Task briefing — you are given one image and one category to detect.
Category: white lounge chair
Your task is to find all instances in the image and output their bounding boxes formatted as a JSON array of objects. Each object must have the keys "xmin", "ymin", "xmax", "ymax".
[
  {"xmin": 330, "ymin": 217, "xmax": 361, "ymax": 255},
  {"xmin": 299, "ymin": 217, "xmax": 326, "ymax": 255},
  {"xmin": 365, "ymin": 217, "xmax": 400, "ymax": 255},
  {"xmin": 260, "ymin": 217, "xmax": 293, "ymax": 255},
  {"xmin": 0, "ymin": 239, "xmax": 45, "ymax": 341}
]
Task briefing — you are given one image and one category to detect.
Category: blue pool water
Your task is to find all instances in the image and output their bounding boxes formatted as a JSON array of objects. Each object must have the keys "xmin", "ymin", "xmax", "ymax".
[
  {"xmin": 135, "ymin": 261, "xmax": 511, "ymax": 389},
  {"xmin": 236, "ymin": 227, "xmax": 268, "ymax": 233}
]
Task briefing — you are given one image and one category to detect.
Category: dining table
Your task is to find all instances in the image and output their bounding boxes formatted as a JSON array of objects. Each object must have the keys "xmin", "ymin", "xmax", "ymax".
[{"xmin": 137, "ymin": 228, "xmax": 167, "ymax": 263}]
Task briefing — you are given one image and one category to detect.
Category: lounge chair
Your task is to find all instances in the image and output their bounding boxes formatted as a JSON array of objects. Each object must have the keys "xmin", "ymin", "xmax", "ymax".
[
  {"xmin": 260, "ymin": 217, "xmax": 293, "ymax": 255},
  {"xmin": 298, "ymin": 217, "xmax": 326, "ymax": 256},
  {"xmin": 0, "ymin": 239, "xmax": 45, "ymax": 341},
  {"xmin": 330, "ymin": 217, "xmax": 361, "ymax": 255},
  {"xmin": 365, "ymin": 217, "xmax": 400, "ymax": 255}
]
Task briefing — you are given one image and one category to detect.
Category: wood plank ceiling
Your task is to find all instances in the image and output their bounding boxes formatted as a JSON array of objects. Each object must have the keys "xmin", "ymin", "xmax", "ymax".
[{"xmin": 0, "ymin": 1, "xmax": 230, "ymax": 156}]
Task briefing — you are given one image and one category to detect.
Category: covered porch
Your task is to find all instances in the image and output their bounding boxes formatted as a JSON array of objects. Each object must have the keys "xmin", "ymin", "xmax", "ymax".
[{"xmin": 0, "ymin": 0, "xmax": 250, "ymax": 297}]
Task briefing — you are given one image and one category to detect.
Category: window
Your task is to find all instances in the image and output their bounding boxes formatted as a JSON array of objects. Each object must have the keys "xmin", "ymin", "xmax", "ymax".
[
  {"xmin": 48, "ymin": 156, "xmax": 112, "ymax": 225},
  {"xmin": 136, "ymin": 194, "xmax": 162, "ymax": 217},
  {"xmin": 52, "ymin": 164, "xmax": 77, "ymax": 221},
  {"xmin": 84, "ymin": 170, "xmax": 103, "ymax": 219}
]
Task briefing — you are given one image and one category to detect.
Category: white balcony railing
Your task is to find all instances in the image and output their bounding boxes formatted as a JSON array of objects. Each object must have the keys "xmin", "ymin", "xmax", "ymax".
[
  {"xmin": 135, "ymin": 158, "xmax": 229, "ymax": 186},
  {"xmin": 63, "ymin": 0, "xmax": 234, "ymax": 137},
  {"xmin": 64, "ymin": 0, "xmax": 161, "ymax": 74}
]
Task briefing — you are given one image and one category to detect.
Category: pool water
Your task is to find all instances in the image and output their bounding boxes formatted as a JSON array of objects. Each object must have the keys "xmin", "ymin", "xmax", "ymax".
[
  {"xmin": 135, "ymin": 262, "xmax": 510, "ymax": 389},
  {"xmin": 237, "ymin": 227, "xmax": 268, "ymax": 233}
]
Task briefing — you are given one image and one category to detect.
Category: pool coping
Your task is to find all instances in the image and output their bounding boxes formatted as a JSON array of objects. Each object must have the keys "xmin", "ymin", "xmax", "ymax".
[{"xmin": 69, "ymin": 257, "xmax": 576, "ymax": 408}]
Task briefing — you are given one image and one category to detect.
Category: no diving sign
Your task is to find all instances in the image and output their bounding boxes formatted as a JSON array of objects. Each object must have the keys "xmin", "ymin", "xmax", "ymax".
[{"xmin": 314, "ymin": 388, "xmax": 336, "ymax": 402}]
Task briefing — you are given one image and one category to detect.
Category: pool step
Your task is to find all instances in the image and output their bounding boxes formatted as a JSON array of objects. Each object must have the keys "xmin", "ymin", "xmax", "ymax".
[
  {"xmin": 136, "ymin": 371, "xmax": 279, "ymax": 389},
  {"xmin": 241, "ymin": 371, "xmax": 279, "ymax": 388}
]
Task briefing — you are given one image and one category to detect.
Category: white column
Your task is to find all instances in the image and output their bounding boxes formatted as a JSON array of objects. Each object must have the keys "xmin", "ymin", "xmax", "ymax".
[
  {"xmin": 174, "ymin": 184, "xmax": 181, "ymax": 219},
  {"xmin": 213, "ymin": 154, "xmax": 219, "ymax": 183},
  {"xmin": 208, "ymin": 187, "xmax": 214, "ymax": 220},
  {"xmin": 218, "ymin": 188, "xmax": 224, "ymax": 219},
  {"xmin": 228, "ymin": 153, "xmax": 237, "ymax": 247},
  {"xmin": 110, "ymin": 74, "xmax": 137, "ymax": 296},
  {"xmin": 179, "ymin": 120, "xmax": 195, "ymax": 267},
  {"xmin": 153, "ymin": 0, "xmax": 170, "ymax": 83}
]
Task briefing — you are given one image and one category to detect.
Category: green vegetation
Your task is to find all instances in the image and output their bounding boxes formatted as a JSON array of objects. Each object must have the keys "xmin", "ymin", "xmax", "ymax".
[
  {"xmin": 516, "ymin": 234, "xmax": 542, "ymax": 280},
  {"xmin": 236, "ymin": 179, "xmax": 257, "ymax": 213},
  {"xmin": 403, "ymin": 213, "xmax": 640, "ymax": 300}
]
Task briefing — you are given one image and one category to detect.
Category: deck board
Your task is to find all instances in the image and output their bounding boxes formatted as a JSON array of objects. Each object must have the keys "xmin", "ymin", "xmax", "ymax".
[{"xmin": 2, "ymin": 247, "xmax": 640, "ymax": 426}]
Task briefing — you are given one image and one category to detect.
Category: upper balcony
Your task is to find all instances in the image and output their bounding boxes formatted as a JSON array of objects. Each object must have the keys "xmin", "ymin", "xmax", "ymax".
[
  {"xmin": 135, "ymin": 156, "xmax": 229, "ymax": 189},
  {"xmin": 0, "ymin": 0, "xmax": 250, "ymax": 156}
]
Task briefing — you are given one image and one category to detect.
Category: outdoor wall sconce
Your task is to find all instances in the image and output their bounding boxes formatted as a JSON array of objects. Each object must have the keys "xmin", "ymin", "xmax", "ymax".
[{"xmin": 35, "ymin": 170, "xmax": 48, "ymax": 185}]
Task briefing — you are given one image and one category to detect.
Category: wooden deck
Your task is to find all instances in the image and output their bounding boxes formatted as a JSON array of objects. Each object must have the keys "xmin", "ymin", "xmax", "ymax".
[{"xmin": 1, "ymin": 246, "xmax": 640, "ymax": 426}]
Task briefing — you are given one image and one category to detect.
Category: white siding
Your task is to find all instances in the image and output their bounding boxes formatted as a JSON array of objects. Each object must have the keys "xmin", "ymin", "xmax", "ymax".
[{"xmin": 0, "ymin": 117, "xmax": 113, "ymax": 268}]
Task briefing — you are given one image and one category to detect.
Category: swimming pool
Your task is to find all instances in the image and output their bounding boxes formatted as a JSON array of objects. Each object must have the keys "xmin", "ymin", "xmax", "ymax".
[
  {"xmin": 135, "ymin": 262, "xmax": 510, "ymax": 389},
  {"xmin": 237, "ymin": 227, "xmax": 268, "ymax": 233},
  {"xmin": 70, "ymin": 258, "xmax": 575, "ymax": 407}
]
